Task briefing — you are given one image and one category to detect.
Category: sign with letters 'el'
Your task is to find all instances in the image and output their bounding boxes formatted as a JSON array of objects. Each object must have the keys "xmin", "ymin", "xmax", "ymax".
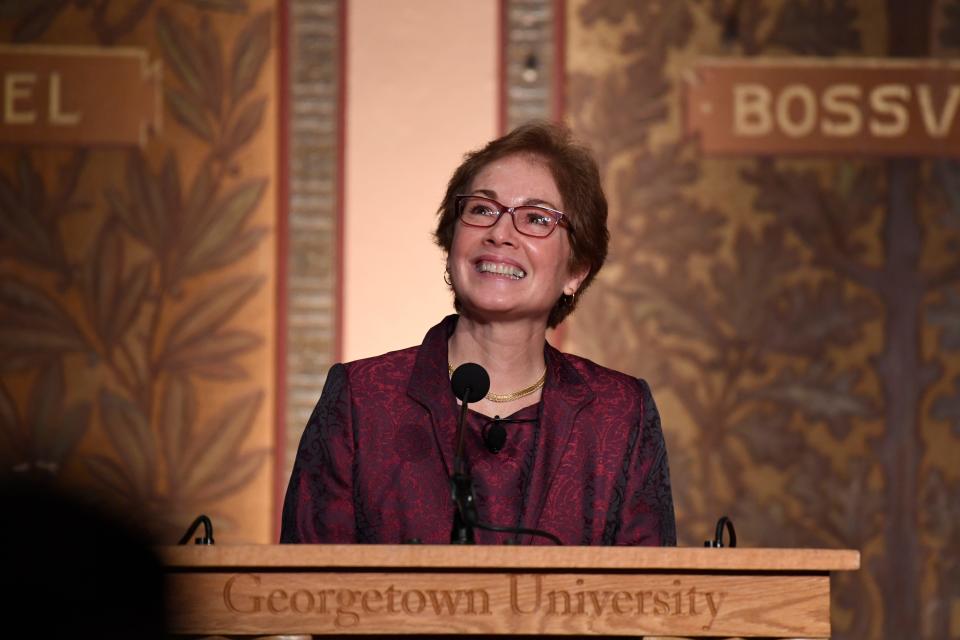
[
  {"xmin": 685, "ymin": 58, "xmax": 960, "ymax": 156},
  {"xmin": 0, "ymin": 45, "xmax": 161, "ymax": 147}
]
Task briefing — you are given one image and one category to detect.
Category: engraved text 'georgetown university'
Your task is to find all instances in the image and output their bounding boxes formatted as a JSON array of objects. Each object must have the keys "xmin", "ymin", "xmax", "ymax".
[{"xmin": 222, "ymin": 574, "xmax": 727, "ymax": 631}]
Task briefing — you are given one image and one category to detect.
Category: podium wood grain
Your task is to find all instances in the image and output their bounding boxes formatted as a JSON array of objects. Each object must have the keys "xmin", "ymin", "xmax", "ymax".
[{"xmin": 161, "ymin": 545, "xmax": 859, "ymax": 638}]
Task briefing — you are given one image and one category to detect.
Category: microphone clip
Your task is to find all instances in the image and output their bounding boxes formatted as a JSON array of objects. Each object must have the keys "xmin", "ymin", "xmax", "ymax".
[
  {"xmin": 704, "ymin": 515, "xmax": 736, "ymax": 548},
  {"xmin": 178, "ymin": 514, "xmax": 215, "ymax": 545}
]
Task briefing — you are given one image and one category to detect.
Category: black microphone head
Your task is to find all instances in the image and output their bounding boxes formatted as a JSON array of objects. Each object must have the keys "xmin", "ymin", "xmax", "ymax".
[
  {"xmin": 450, "ymin": 362, "xmax": 490, "ymax": 402},
  {"xmin": 484, "ymin": 420, "xmax": 507, "ymax": 454}
]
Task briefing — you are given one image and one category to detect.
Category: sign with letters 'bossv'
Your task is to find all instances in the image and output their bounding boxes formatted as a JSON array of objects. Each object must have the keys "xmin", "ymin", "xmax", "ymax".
[{"xmin": 685, "ymin": 58, "xmax": 960, "ymax": 156}]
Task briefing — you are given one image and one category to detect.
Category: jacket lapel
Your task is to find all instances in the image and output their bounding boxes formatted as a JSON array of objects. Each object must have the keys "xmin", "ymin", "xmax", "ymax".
[
  {"xmin": 406, "ymin": 315, "xmax": 460, "ymax": 477},
  {"xmin": 521, "ymin": 342, "xmax": 595, "ymax": 535}
]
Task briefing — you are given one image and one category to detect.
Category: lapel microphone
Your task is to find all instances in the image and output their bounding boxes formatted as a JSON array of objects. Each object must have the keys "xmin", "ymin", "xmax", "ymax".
[{"xmin": 484, "ymin": 417, "xmax": 507, "ymax": 453}]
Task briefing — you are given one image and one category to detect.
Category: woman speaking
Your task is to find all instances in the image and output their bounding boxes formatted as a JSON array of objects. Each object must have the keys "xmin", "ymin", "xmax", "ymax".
[{"xmin": 281, "ymin": 122, "xmax": 676, "ymax": 546}]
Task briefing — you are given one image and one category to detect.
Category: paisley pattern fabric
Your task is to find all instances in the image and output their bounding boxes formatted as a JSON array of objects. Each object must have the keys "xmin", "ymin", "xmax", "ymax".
[
  {"xmin": 280, "ymin": 315, "xmax": 677, "ymax": 546},
  {"xmin": 464, "ymin": 404, "xmax": 539, "ymax": 536}
]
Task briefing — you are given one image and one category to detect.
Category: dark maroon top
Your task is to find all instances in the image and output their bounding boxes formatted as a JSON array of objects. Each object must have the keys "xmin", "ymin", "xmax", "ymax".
[
  {"xmin": 464, "ymin": 403, "xmax": 538, "ymax": 536},
  {"xmin": 280, "ymin": 315, "xmax": 676, "ymax": 546}
]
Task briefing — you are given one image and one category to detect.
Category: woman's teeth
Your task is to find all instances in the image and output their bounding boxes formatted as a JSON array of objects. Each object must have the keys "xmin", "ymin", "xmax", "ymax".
[{"xmin": 476, "ymin": 261, "xmax": 526, "ymax": 279}]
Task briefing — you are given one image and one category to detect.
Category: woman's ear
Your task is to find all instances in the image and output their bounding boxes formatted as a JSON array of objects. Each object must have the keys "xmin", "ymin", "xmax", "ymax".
[{"xmin": 563, "ymin": 266, "xmax": 590, "ymax": 297}]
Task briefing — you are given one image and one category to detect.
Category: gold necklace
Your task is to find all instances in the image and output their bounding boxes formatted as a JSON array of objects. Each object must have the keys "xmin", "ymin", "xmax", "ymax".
[{"xmin": 448, "ymin": 364, "xmax": 546, "ymax": 403}]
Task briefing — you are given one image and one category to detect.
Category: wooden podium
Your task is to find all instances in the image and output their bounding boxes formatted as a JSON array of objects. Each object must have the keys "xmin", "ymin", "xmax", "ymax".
[{"xmin": 162, "ymin": 545, "xmax": 859, "ymax": 638}]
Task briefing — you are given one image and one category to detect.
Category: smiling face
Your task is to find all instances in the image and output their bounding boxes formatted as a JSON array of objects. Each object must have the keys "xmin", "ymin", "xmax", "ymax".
[{"xmin": 447, "ymin": 153, "xmax": 587, "ymax": 327}]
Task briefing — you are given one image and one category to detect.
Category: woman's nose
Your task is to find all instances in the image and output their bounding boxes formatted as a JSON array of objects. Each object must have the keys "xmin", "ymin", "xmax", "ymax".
[{"xmin": 484, "ymin": 211, "xmax": 519, "ymax": 244}]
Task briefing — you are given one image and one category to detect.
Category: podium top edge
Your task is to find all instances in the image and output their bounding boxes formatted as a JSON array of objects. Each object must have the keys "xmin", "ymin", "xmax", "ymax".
[{"xmin": 159, "ymin": 545, "xmax": 860, "ymax": 572}]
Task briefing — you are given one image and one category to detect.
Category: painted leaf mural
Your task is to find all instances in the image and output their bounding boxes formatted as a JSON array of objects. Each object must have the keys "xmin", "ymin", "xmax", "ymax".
[
  {"xmin": 0, "ymin": 277, "xmax": 90, "ymax": 370},
  {"xmin": 567, "ymin": 0, "xmax": 960, "ymax": 637},
  {"xmin": 0, "ymin": 2, "xmax": 276, "ymax": 543}
]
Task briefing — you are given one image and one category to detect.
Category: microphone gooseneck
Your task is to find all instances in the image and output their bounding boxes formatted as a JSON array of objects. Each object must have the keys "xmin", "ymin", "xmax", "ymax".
[
  {"xmin": 450, "ymin": 363, "xmax": 490, "ymax": 472},
  {"xmin": 450, "ymin": 363, "xmax": 489, "ymax": 543}
]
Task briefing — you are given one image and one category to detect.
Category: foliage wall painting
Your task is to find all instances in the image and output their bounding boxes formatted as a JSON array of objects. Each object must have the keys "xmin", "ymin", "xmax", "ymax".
[
  {"xmin": 0, "ymin": 1, "xmax": 278, "ymax": 543},
  {"xmin": 567, "ymin": 1, "xmax": 960, "ymax": 638}
]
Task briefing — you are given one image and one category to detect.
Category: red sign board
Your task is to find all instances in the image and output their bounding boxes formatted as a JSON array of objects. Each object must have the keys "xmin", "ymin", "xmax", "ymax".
[
  {"xmin": 0, "ymin": 45, "xmax": 162, "ymax": 147},
  {"xmin": 685, "ymin": 58, "xmax": 960, "ymax": 156}
]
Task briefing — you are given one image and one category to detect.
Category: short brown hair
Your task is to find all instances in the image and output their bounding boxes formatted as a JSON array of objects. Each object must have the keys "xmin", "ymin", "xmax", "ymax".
[{"xmin": 434, "ymin": 121, "xmax": 609, "ymax": 327}]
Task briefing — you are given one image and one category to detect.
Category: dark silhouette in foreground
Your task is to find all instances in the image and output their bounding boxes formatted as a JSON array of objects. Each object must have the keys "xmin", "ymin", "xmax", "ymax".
[{"xmin": 1, "ymin": 474, "xmax": 169, "ymax": 638}]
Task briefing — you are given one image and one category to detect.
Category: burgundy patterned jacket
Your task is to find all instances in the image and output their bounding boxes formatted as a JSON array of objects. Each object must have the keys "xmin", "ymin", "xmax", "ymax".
[{"xmin": 280, "ymin": 316, "xmax": 676, "ymax": 546}]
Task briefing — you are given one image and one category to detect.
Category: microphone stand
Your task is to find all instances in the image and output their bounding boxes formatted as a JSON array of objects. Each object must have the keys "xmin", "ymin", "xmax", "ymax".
[{"xmin": 450, "ymin": 387, "xmax": 478, "ymax": 544}]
